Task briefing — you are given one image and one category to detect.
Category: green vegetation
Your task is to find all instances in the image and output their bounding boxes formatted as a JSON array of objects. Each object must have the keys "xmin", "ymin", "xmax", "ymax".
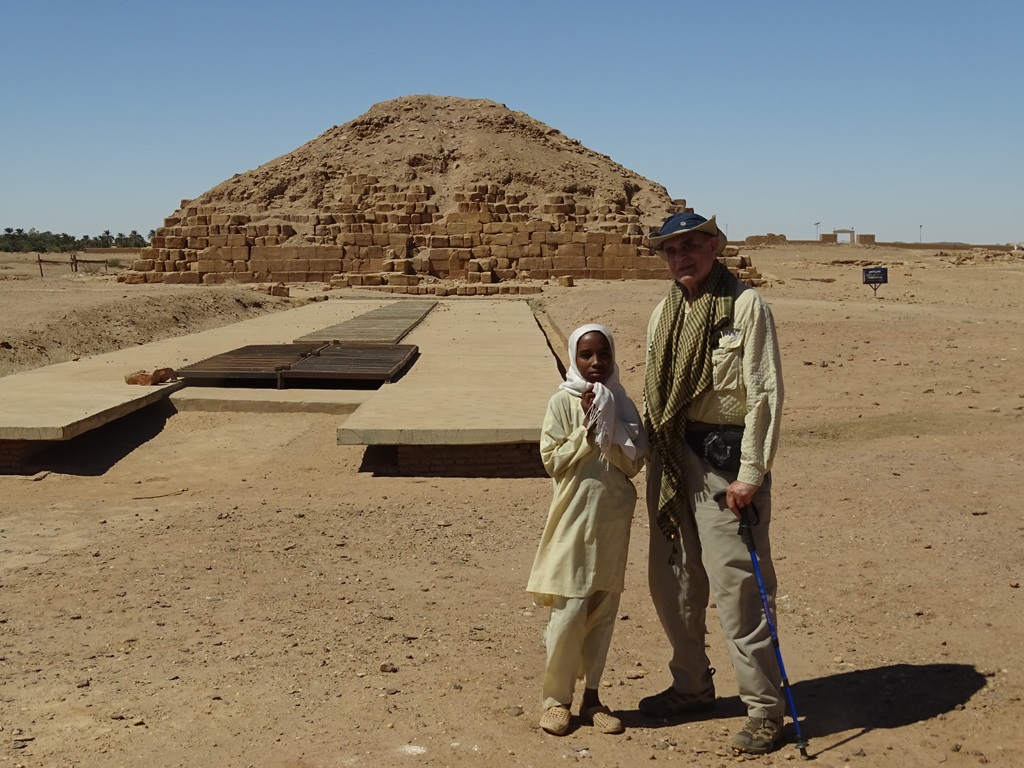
[{"xmin": 0, "ymin": 227, "xmax": 153, "ymax": 252}]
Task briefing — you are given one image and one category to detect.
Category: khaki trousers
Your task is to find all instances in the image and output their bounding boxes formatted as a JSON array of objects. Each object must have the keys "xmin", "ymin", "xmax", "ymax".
[
  {"xmin": 541, "ymin": 590, "xmax": 620, "ymax": 709},
  {"xmin": 646, "ymin": 446, "xmax": 784, "ymax": 719}
]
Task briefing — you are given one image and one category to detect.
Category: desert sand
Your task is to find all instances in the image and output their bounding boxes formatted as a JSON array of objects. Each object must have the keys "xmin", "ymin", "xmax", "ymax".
[{"xmin": 1, "ymin": 243, "xmax": 1022, "ymax": 768}]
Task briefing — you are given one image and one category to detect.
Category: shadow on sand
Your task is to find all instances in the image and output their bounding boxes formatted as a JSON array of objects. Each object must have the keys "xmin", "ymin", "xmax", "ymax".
[
  {"xmin": 789, "ymin": 662, "xmax": 988, "ymax": 754},
  {"xmin": 620, "ymin": 663, "xmax": 987, "ymax": 757},
  {"xmin": 28, "ymin": 400, "xmax": 174, "ymax": 476}
]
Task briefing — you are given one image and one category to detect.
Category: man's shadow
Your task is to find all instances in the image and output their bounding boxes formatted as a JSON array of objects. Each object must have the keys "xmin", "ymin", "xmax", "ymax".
[{"xmin": 621, "ymin": 663, "xmax": 987, "ymax": 756}]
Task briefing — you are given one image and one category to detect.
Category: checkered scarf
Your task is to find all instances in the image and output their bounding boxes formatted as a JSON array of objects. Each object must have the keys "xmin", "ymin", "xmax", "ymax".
[{"xmin": 644, "ymin": 260, "xmax": 737, "ymax": 541}]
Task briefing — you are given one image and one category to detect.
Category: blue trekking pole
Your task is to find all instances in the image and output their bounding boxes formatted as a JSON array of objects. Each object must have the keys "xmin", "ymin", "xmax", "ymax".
[{"xmin": 715, "ymin": 490, "xmax": 811, "ymax": 759}]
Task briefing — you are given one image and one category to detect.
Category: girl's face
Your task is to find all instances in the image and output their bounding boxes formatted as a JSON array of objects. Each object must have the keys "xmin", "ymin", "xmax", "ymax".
[{"xmin": 575, "ymin": 331, "xmax": 613, "ymax": 384}]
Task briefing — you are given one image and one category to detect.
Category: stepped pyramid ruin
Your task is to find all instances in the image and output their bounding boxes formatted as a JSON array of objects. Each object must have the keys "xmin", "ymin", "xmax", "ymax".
[{"xmin": 124, "ymin": 95, "xmax": 763, "ymax": 291}]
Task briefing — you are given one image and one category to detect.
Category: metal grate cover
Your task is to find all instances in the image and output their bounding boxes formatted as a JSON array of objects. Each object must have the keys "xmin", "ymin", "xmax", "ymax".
[
  {"xmin": 176, "ymin": 342, "xmax": 418, "ymax": 387},
  {"xmin": 285, "ymin": 343, "xmax": 418, "ymax": 383},
  {"xmin": 176, "ymin": 344, "xmax": 324, "ymax": 383},
  {"xmin": 294, "ymin": 300, "xmax": 437, "ymax": 344}
]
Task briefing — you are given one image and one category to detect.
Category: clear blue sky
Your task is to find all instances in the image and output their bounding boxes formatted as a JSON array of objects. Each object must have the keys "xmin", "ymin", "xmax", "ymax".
[{"xmin": 2, "ymin": 0, "xmax": 1021, "ymax": 244}]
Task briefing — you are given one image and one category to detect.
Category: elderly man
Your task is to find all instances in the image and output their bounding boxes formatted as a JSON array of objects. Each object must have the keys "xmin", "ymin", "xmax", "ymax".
[{"xmin": 639, "ymin": 211, "xmax": 786, "ymax": 755}]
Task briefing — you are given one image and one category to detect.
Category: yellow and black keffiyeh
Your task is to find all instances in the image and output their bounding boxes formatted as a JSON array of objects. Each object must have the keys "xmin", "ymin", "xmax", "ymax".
[{"xmin": 644, "ymin": 260, "xmax": 737, "ymax": 540}]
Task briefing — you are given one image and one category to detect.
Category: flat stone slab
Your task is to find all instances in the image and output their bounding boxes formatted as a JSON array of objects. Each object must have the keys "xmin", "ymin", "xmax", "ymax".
[{"xmin": 337, "ymin": 300, "xmax": 561, "ymax": 445}]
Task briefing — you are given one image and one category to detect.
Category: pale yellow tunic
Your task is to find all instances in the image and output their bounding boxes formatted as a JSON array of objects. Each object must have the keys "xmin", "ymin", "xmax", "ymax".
[{"xmin": 526, "ymin": 390, "xmax": 645, "ymax": 604}]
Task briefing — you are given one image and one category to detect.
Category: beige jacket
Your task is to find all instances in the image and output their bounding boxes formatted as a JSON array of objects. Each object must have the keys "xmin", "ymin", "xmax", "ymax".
[{"xmin": 646, "ymin": 283, "xmax": 783, "ymax": 486}]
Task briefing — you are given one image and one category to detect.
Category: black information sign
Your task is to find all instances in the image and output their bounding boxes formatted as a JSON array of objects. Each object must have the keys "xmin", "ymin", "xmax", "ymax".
[{"xmin": 862, "ymin": 267, "xmax": 888, "ymax": 296}]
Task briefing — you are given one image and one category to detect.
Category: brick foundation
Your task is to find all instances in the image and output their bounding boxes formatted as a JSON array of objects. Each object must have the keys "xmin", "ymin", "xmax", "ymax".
[
  {"xmin": 0, "ymin": 439, "xmax": 53, "ymax": 474},
  {"xmin": 361, "ymin": 443, "xmax": 546, "ymax": 478}
]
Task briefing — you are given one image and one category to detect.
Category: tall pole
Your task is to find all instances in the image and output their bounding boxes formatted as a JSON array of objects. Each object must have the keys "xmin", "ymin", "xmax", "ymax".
[
  {"xmin": 814, "ymin": 221, "xmax": 820, "ymax": 239},
  {"xmin": 919, "ymin": 224, "xmax": 922, "ymax": 243}
]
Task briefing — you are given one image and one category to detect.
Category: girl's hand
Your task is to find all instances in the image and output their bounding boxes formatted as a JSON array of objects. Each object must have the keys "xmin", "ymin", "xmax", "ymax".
[{"xmin": 581, "ymin": 385, "xmax": 596, "ymax": 413}]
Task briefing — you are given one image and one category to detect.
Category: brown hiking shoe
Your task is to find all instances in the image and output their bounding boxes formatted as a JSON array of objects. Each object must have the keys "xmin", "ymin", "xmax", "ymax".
[
  {"xmin": 638, "ymin": 686, "xmax": 716, "ymax": 719},
  {"xmin": 731, "ymin": 717, "xmax": 783, "ymax": 754}
]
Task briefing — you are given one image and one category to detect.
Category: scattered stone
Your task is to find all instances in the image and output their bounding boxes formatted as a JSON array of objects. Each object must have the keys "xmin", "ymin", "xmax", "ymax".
[
  {"xmin": 124, "ymin": 367, "xmax": 176, "ymax": 385},
  {"xmin": 380, "ymin": 662, "xmax": 398, "ymax": 673},
  {"xmin": 505, "ymin": 706, "xmax": 524, "ymax": 717}
]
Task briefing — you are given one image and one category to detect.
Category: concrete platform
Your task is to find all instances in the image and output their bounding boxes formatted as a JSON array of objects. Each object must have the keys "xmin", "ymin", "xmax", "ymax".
[
  {"xmin": 0, "ymin": 296, "xmax": 560, "ymax": 452},
  {"xmin": 0, "ymin": 298, "xmax": 395, "ymax": 441},
  {"xmin": 336, "ymin": 300, "xmax": 561, "ymax": 445}
]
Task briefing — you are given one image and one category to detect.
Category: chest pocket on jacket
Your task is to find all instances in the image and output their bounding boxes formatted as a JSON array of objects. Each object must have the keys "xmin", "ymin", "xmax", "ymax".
[{"xmin": 712, "ymin": 334, "xmax": 743, "ymax": 391}]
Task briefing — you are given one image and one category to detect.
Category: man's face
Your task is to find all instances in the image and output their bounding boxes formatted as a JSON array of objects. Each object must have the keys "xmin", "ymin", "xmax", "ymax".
[{"xmin": 662, "ymin": 231, "xmax": 718, "ymax": 293}]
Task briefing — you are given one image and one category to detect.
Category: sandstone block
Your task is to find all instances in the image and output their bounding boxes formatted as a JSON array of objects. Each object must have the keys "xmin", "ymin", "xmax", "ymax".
[
  {"xmin": 556, "ymin": 242, "xmax": 585, "ymax": 259},
  {"xmin": 551, "ymin": 256, "xmax": 586, "ymax": 271},
  {"xmin": 196, "ymin": 260, "xmax": 232, "ymax": 272},
  {"xmin": 387, "ymin": 274, "xmax": 420, "ymax": 286}
]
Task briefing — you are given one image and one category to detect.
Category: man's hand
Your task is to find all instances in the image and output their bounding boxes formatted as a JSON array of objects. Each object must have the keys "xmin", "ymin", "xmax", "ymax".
[{"xmin": 723, "ymin": 480, "xmax": 759, "ymax": 518}]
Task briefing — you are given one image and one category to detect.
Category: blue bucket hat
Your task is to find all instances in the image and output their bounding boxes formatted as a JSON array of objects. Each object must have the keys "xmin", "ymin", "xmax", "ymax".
[{"xmin": 648, "ymin": 212, "xmax": 726, "ymax": 255}]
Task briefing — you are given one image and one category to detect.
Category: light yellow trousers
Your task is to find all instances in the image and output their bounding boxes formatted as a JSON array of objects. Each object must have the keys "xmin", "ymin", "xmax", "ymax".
[{"xmin": 541, "ymin": 590, "xmax": 620, "ymax": 709}]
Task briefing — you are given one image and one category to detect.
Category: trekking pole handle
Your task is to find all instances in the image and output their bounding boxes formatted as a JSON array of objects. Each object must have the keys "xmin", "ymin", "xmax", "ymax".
[{"xmin": 713, "ymin": 489, "xmax": 757, "ymax": 552}]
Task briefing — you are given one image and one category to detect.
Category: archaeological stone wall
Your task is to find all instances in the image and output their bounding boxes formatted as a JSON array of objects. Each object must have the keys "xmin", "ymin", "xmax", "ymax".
[{"xmin": 122, "ymin": 175, "xmax": 765, "ymax": 290}]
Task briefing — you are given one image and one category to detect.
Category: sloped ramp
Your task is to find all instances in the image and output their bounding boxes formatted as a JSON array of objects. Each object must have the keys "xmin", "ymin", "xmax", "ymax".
[{"xmin": 294, "ymin": 300, "xmax": 437, "ymax": 344}]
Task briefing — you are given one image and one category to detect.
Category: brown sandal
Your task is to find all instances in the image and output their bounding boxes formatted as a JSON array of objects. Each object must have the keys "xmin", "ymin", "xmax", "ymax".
[
  {"xmin": 539, "ymin": 705, "xmax": 571, "ymax": 735},
  {"xmin": 581, "ymin": 704, "xmax": 624, "ymax": 734}
]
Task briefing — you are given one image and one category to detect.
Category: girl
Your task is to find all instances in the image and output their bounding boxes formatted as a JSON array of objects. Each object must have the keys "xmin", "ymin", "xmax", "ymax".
[{"xmin": 527, "ymin": 323, "xmax": 647, "ymax": 736}]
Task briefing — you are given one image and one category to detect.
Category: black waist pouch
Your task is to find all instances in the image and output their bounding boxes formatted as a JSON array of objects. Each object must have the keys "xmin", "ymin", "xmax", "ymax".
[{"xmin": 685, "ymin": 427, "xmax": 743, "ymax": 472}]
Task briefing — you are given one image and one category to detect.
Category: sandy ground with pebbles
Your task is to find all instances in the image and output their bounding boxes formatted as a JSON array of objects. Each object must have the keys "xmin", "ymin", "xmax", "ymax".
[{"xmin": 1, "ymin": 243, "xmax": 1023, "ymax": 768}]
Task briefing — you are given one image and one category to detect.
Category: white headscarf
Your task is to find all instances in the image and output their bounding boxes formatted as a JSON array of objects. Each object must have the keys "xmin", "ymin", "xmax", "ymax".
[{"xmin": 559, "ymin": 323, "xmax": 646, "ymax": 461}]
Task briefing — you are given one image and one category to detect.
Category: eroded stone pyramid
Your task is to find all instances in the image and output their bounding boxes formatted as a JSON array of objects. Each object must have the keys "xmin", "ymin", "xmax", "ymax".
[{"xmin": 125, "ymin": 95, "xmax": 767, "ymax": 290}]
